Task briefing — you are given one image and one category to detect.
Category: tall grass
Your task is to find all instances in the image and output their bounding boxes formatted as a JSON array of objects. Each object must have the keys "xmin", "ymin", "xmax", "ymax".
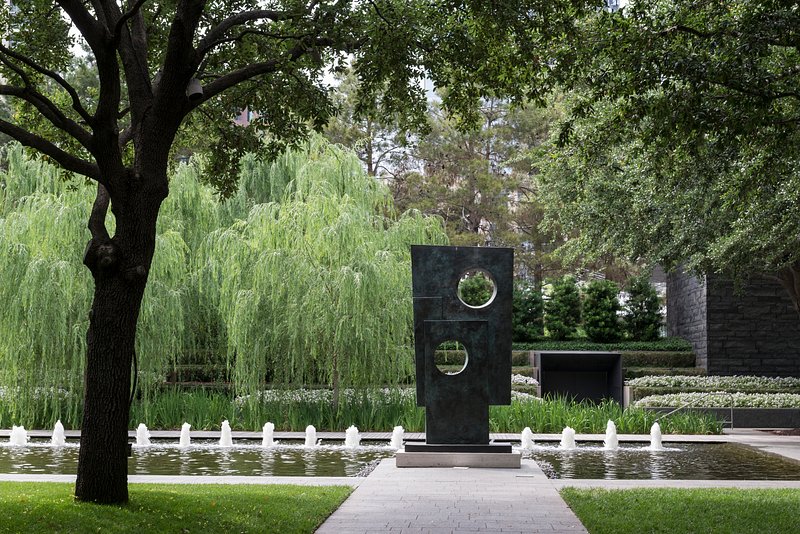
[{"xmin": 126, "ymin": 390, "xmax": 721, "ymax": 434}]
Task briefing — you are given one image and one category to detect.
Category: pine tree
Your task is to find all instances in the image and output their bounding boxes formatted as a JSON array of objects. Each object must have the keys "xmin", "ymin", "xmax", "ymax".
[
  {"xmin": 512, "ymin": 281, "xmax": 544, "ymax": 342},
  {"xmin": 544, "ymin": 276, "xmax": 581, "ymax": 340},
  {"xmin": 583, "ymin": 280, "xmax": 622, "ymax": 343},
  {"xmin": 624, "ymin": 274, "xmax": 663, "ymax": 341}
]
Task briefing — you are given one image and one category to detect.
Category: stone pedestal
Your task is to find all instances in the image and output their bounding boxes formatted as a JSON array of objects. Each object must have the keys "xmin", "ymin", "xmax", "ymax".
[{"xmin": 396, "ymin": 449, "xmax": 521, "ymax": 468}]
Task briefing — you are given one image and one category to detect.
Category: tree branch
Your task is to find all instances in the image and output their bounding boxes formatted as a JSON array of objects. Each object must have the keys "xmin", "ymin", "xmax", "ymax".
[
  {"xmin": 88, "ymin": 183, "xmax": 111, "ymax": 242},
  {"xmin": 197, "ymin": 9, "xmax": 295, "ymax": 56},
  {"xmin": 0, "ymin": 118, "xmax": 101, "ymax": 181},
  {"xmin": 194, "ymin": 38, "xmax": 333, "ymax": 106},
  {"xmin": 0, "ymin": 84, "xmax": 93, "ymax": 150},
  {"xmin": 56, "ymin": 0, "xmax": 108, "ymax": 54},
  {"xmin": 114, "ymin": 0, "xmax": 150, "ymax": 42},
  {"xmin": 0, "ymin": 44, "xmax": 93, "ymax": 125}
]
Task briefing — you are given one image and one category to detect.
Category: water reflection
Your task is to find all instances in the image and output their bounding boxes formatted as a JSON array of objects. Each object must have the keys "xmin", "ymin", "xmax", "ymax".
[
  {"xmin": 526, "ymin": 442, "xmax": 800, "ymax": 480},
  {"xmin": 4, "ymin": 440, "xmax": 800, "ymax": 480}
]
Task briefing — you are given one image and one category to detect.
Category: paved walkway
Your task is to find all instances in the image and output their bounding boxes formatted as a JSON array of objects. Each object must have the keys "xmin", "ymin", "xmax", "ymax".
[
  {"xmin": 316, "ymin": 459, "xmax": 587, "ymax": 534},
  {"xmin": 315, "ymin": 429, "xmax": 800, "ymax": 533}
]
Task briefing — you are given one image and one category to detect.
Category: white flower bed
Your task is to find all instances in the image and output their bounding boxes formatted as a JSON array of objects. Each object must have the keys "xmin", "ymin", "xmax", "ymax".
[
  {"xmin": 635, "ymin": 391, "xmax": 800, "ymax": 408},
  {"xmin": 236, "ymin": 374, "xmax": 538, "ymax": 405},
  {"xmin": 235, "ymin": 387, "xmax": 416, "ymax": 406},
  {"xmin": 511, "ymin": 374, "xmax": 538, "ymax": 386},
  {"xmin": 511, "ymin": 390, "xmax": 541, "ymax": 401},
  {"xmin": 626, "ymin": 375, "xmax": 800, "ymax": 390}
]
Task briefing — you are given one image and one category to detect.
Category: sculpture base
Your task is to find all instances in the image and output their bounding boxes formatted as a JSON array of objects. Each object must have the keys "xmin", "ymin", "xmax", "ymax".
[
  {"xmin": 396, "ymin": 450, "xmax": 521, "ymax": 468},
  {"xmin": 404, "ymin": 443, "xmax": 512, "ymax": 454}
]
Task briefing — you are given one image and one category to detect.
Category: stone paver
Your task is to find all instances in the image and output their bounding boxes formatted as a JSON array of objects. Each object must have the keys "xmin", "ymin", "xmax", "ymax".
[{"xmin": 315, "ymin": 459, "xmax": 587, "ymax": 534}]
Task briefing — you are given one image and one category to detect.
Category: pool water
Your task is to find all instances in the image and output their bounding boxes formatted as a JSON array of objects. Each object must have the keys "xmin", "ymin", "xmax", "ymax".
[
  {"xmin": 0, "ymin": 440, "xmax": 396, "ymax": 477},
  {"xmin": 526, "ymin": 442, "xmax": 800, "ymax": 480},
  {"xmin": 3, "ymin": 441, "xmax": 800, "ymax": 479}
]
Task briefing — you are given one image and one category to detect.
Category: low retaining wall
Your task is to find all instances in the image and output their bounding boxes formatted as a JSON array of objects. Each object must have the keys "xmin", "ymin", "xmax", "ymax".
[{"xmin": 645, "ymin": 407, "xmax": 800, "ymax": 428}]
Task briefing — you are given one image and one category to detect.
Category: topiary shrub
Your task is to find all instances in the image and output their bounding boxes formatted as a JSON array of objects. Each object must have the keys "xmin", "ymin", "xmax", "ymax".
[
  {"xmin": 512, "ymin": 281, "xmax": 544, "ymax": 342},
  {"xmin": 544, "ymin": 276, "xmax": 581, "ymax": 340},
  {"xmin": 624, "ymin": 273, "xmax": 663, "ymax": 341},
  {"xmin": 583, "ymin": 279, "xmax": 622, "ymax": 343}
]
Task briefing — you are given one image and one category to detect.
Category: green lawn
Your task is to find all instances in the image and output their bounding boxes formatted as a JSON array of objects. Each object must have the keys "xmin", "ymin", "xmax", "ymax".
[
  {"xmin": 561, "ymin": 487, "xmax": 800, "ymax": 534},
  {"xmin": 0, "ymin": 482, "xmax": 351, "ymax": 534}
]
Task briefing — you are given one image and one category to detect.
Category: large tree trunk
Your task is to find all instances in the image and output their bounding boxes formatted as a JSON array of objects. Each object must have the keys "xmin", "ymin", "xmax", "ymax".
[
  {"xmin": 74, "ymin": 178, "xmax": 164, "ymax": 503},
  {"xmin": 74, "ymin": 275, "xmax": 146, "ymax": 503}
]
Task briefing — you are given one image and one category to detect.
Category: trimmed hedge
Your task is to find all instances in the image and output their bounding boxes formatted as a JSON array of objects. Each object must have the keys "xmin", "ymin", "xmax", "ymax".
[
  {"xmin": 511, "ymin": 384, "xmax": 538, "ymax": 395},
  {"xmin": 621, "ymin": 351, "xmax": 695, "ymax": 368},
  {"xmin": 628, "ymin": 386, "xmax": 800, "ymax": 402},
  {"xmin": 513, "ymin": 337, "xmax": 692, "ymax": 352},
  {"xmin": 624, "ymin": 367, "xmax": 706, "ymax": 379}
]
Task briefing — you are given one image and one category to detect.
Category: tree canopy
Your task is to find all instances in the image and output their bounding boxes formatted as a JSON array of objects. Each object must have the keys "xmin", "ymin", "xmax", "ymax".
[{"xmin": 538, "ymin": 0, "xmax": 800, "ymax": 311}]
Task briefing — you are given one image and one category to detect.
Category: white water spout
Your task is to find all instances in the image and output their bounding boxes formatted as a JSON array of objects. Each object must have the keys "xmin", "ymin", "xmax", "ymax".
[
  {"xmin": 520, "ymin": 427, "xmax": 535, "ymax": 450},
  {"xmin": 603, "ymin": 420, "xmax": 619, "ymax": 451},
  {"xmin": 51, "ymin": 420, "xmax": 66, "ymax": 447},
  {"xmin": 344, "ymin": 425, "xmax": 361, "ymax": 448},
  {"xmin": 9, "ymin": 425, "xmax": 28, "ymax": 446},
  {"xmin": 135, "ymin": 423, "xmax": 151, "ymax": 447},
  {"xmin": 179, "ymin": 422, "xmax": 191, "ymax": 447},
  {"xmin": 559, "ymin": 426, "xmax": 576, "ymax": 450},
  {"xmin": 304, "ymin": 425, "xmax": 317, "ymax": 447},
  {"xmin": 649, "ymin": 422, "xmax": 664, "ymax": 451},
  {"xmin": 390, "ymin": 426, "xmax": 404, "ymax": 449},
  {"xmin": 219, "ymin": 420, "xmax": 233, "ymax": 447},
  {"xmin": 262, "ymin": 422, "xmax": 275, "ymax": 447}
]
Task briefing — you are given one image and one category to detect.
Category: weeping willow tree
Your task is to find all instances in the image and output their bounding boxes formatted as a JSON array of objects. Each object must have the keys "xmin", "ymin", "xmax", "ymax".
[
  {"xmin": 207, "ymin": 138, "xmax": 448, "ymax": 400},
  {"xmin": 0, "ymin": 138, "xmax": 447, "ymax": 425},
  {"xmin": 0, "ymin": 144, "xmax": 199, "ymax": 426}
]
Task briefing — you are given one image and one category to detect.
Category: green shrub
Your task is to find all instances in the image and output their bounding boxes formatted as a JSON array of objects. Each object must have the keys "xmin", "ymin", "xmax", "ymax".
[
  {"xmin": 512, "ymin": 281, "xmax": 544, "ymax": 342},
  {"xmin": 544, "ymin": 276, "xmax": 581, "ymax": 340},
  {"xmin": 621, "ymin": 351, "xmax": 695, "ymax": 368},
  {"xmin": 582, "ymin": 279, "xmax": 622, "ymax": 343},
  {"xmin": 458, "ymin": 271, "xmax": 494, "ymax": 306},
  {"xmin": 624, "ymin": 273, "xmax": 663, "ymax": 341},
  {"xmin": 511, "ymin": 351, "xmax": 532, "ymax": 366}
]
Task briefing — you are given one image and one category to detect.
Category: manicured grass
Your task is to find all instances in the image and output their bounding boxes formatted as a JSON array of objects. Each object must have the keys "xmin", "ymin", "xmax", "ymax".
[
  {"xmin": 0, "ymin": 482, "xmax": 351, "ymax": 534},
  {"xmin": 561, "ymin": 487, "xmax": 800, "ymax": 534}
]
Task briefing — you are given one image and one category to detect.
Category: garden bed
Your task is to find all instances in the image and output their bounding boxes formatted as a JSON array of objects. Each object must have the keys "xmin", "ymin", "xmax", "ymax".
[{"xmin": 644, "ymin": 407, "xmax": 800, "ymax": 428}]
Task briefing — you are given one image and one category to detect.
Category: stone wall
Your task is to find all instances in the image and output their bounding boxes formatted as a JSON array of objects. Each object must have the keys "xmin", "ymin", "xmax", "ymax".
[
  {"xmin": 705, "ymin": 275, "xmax": 800, "ymax": 376},
  {"xmin": 666, "ymin": 269, "xmax": 708, "ymax": 369},
  {"xmin": 667, "ymin": 270, "xmax": 800, "ymax": 376}
]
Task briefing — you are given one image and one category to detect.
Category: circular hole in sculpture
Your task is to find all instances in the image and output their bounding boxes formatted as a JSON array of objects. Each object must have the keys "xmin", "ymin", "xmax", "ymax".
[
  {"xmin": 457, "ymin": 269, "xmax": 497, "ymax": 308},
  {"xmin": 435, "ymin": 341, "xmax": 468, "ymax": 375}
]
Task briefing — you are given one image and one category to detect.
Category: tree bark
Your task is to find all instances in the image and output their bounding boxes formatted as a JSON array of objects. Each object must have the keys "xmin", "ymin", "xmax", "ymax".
[
  {"xmin": 74, "ymin": 274, "xmax": 145, "ymax": 503},
  {"xmin": 75, "ymin": 179, "xmax": 163, "ymax": 503}
]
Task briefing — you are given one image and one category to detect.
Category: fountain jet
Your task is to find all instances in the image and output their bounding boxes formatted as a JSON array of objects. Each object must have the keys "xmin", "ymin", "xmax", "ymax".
[
  {"xmin": 179, "ymin": 422, "xmax": 191, "ymax": 447},
  {"xmin": 603, "ymin": 420, "xmax": 619, "ymax": 451},
  {"xmin": 649, "ymin": 422, "xmax": 664, "ymax": 451},
  {"xmin": 520, "ymin": 427, "xmax": 535, "ymax": 450},
  {"xmin": 304, "ymin": 425, "xmax": 317, "ymax": 447},
  {"xmin": 262, "ymin": 422, "xmax": 275, "ymax": 447},
  {"xmin": 9, "ymin": 425, "xmax": 28, "ymax": 446},
  {"xmin": 219, "ymin": 420, "xmax": 233, "ymax": 447},
  {"xmin": 390, "ymin": 426, "xmax": 404, "ymax": 449},
  {"xmin": 344, "ymin": 425, "xmax": 361, "ymax": 448},
  {"xmin": 559, "ymin": 426, "xmax": 576, "ymax": 450},
  {"xmin": 135, "ymin": 423, "xmax": 151, "ymax": 447},
  {"xmin": 51, "ymin": 420, "xmax": 66, "ymax": 447}
]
